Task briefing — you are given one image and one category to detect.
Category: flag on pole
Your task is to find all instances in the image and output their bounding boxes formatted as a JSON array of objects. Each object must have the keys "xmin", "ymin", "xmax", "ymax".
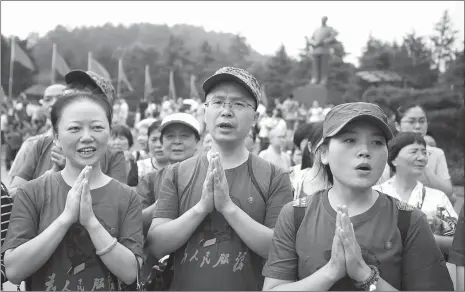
[
  {"xmin": 168, "ymin": 70, "xmax": 177, "ymax": 100},
  {"xmin": 261, "ymin": 84, "xmax": 269, "ymax": 107},
  {"xmin": 88, "ymin": 52, "xmax": 111, "ymax": 80},
  {"xmin": 189, "ymin": 74, "xmax": 200, "ymax": 99},
  {"xmin": 144, "ymin": 65, "xmax": 153, "ymax": 101},
  {"xmin": 0, "ymin": 86, "xmax": 5, "ymax": 101},
  {"xmin": 11, "ymin": 38, "xmax": 35, "ymax": 71},
  {"xmin": 53, "ymin": 44, "xmax": 70, "ymax": 77},
  {"xmin": 118, "ymin": 59, "xmax": 133, "ymax": 92}
]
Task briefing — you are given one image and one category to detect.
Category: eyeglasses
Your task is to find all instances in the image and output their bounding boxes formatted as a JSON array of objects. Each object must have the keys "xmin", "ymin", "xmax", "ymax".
[
  {"xmin": 205, "ymin": 100, "xmax": 254, "ymax": 111},
  {"xmin": 401, "ymin": 119, "xmax": 427, "ymax": 126}
]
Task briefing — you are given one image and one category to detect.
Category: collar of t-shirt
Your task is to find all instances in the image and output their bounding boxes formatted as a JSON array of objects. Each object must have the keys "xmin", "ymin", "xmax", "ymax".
[
  {"xmin": 381, "ymin": 177, "xmax": 424, "ymax": 204},
  {"xmin": 206, "ymin": 150, "xmax": 249, "ymax": 170}
]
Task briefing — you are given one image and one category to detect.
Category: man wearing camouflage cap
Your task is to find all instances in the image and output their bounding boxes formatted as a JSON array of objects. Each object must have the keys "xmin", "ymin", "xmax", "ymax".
[{"xmin": 148, "ymin": 67, "xmax": 293, "ymax": 290}]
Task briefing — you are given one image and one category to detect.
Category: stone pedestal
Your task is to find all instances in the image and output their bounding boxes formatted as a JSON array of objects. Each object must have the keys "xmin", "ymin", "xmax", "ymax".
[{"xmin": 292, "ymin": 83, "xmax": 328, "ymax": 108}]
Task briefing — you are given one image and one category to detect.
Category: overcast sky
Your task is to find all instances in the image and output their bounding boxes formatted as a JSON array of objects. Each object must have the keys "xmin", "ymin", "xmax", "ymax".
[{"xmin": 1, "ymin": 1, "xmax": 464, "ymax": 65}]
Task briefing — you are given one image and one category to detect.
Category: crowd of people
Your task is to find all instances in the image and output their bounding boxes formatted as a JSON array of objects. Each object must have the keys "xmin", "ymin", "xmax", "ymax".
[{"xmin": 0, "ymin": 66, "xmax": 463, "ymax": 291}]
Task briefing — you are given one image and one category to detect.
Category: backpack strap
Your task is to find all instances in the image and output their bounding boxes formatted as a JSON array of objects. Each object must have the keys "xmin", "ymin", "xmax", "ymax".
[
  {"xmin": 248, "ymin": 154, "xmax": 276, "ymax": 204},
  {"xmin": 386, "ymin": 195, "xmax": 413, "ymax": 245},
  {"xmin": 397, "ymin": 209, "xmax": 411, "ymax": 246},
  {"xmin": 172, "ymin": 156, "xmax": 201, "ymax": 201},
  {"xmin": 293, "ymin": 196, "xmax": 308, "ymax": 233}
]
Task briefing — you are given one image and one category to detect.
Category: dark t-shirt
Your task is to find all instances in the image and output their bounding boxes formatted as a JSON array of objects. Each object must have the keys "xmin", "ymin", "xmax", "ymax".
[
  {"xmin": 136, "ymin": 167, "xmax": 169, "ymax": 210},
  {"xmin": 135, "ymin": 167, "xmax": 170, "ymax": 282},
  {"xmin": 9, "ymin": 135, "xmax": 127, "ymax": 183},
  {"xmin": 449, "ymin": 206, "xmax": 465, "ymax": 266},
  {"xmin": 153, "ymin": 153, "xmax": 293, "ymax": 291},
  {"xmin": 263, "ymin": 190, "xmax": 454, "ymax": 291},
  {"xmin": 2, "ymin": 172, "xmax": 144, "ymax": 291}
]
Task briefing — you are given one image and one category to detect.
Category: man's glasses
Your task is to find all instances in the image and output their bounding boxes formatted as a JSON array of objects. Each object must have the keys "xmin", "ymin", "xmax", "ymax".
[
  {"xmin": 401, "ymin": 119, "xmax": 427, "ymax": 126},
  {"xmin": 205, "ymin": 100, "xmax": 254, "ymax": 111}
]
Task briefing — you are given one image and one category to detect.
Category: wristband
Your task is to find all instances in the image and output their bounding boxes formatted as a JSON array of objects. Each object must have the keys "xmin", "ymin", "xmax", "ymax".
[
  {"xmin": 353, "ymin": 265, "xmax": 380, "ymax": 291},
  {"xmin": 96, "ymin": 238, "xmax": 118, "ymax": 256}
]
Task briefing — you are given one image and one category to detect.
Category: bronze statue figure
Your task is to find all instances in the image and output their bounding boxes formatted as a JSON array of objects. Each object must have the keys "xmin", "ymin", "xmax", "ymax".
[{"xmin": 309, "ymin": 16, "xmax": 338, "ymax": 86}]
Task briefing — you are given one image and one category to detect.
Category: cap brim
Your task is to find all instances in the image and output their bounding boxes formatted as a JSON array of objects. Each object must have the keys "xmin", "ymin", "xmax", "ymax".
[
  {"xmin": 65, "ymin": 70, "xmax": 99, "ymax": 89},
  {"xmin": 203, "ymin": 73, "xmax": 257, "ymax": 105},
  {"xmin": 159, "ymin": 120, "xmax": 200, "ymax": 136},
  {"xmin": 315, "ymin": 115, "xmax": 393, "ymax": 151}
]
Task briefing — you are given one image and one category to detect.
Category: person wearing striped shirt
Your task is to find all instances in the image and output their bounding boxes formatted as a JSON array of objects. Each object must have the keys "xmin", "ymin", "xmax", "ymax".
[{"xmin": 1, "ymin": 182, "xmax": 13, "ymax": 286}]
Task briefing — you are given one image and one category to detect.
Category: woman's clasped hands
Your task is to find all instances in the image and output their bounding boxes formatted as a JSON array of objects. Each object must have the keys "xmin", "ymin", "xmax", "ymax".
[
  {"xmin": 327, "ymin": 205, "xmax": 372, "ymax": 283},
  {"xmin": 62, "ymin": 165, "xmax": 97, "ymax": 228}
]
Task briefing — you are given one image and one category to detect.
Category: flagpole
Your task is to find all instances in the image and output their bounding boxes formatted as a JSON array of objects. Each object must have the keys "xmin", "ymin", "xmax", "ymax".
[
  {"xmin": 117, "ymin": 59, "xmax": 122, "ymax": 99},
  {"xmin": 144, "ymin": 65, "xmax": 147, "ymax": 101},
  {"xmin": 51, "ymin": 44, "xmax": 57, "ymax": 84},
  {"xmin": 8, "ymin": 37, "xmax": 15, "ymax": 98},
  {"xmin": 88, "ymin": 52, "xmax": 92, "ymax": 71}
]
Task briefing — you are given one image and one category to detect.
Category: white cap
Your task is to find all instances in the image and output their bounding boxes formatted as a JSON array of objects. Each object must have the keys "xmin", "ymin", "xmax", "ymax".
[
  {"xmin": 159, "ymin": 113, "xmax": 201, "ymax": 136},
  {"xmin": 44, "ymin": 84, "xmax": 66, "ymax": 97},
  {"xmin": 135, "ymin": 118, "xmax": 158, "ymax": 130}
]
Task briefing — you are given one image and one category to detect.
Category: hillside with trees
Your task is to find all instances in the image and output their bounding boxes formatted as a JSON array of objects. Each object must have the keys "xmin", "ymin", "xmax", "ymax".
[{"xmin": 1, "ymin": 11, "xmax": 463, "ymax": 184}]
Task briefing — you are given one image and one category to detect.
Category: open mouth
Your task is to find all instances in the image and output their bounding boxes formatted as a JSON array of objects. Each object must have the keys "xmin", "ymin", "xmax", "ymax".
[
  {"xmin": 77, "ymin": 147, "xmax": 97, "ymax": 157},
  {"xmin": 218, "ymin": 122, "xmax": 235, "ymax": 130},
  {"xmin": 355, "ymin": 163, "xmax": 372, "ymax": 172}
]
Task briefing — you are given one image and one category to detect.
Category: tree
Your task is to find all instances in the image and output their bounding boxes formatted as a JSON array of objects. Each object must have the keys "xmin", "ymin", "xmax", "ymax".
[
  {"xmin": 358, "ymin": 35, "xmax": 393, "ymax": 71},
  {"xmin": 327, "ymin": 41, "xmax": 356, "ymax": 104},
  {"xmin": 441, "ymin": 42, "xmax": 464, "ymax": 96},
  {"xmin": 228, "ymin": 34, "xmax": 251, "ymax": 69},
  {"xmin": 397, "ymin": 32, "xmax": 437, "ymax": 88},
  {"xmin": 292, "ymin": 37, "xmax": 313, "ymax": 87},
  {"xmin": 430, "ymin": 10, "xmax": 458, "ymax": 72},
  {"xmin": 264, "ymin": 44, "xmax": 295, "ymax": 98},
  {"xmin": 162, "ymin": 34, "xmax": 195, "ymax": 98}
]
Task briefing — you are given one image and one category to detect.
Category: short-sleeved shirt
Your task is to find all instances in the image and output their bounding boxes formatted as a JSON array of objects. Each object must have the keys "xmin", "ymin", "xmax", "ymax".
[
  {"xmin": 135, "ymin": 167, "xmax": 170, "ymax": 282},
  {"xmin": 136, "ymin": 158, "xmax": 159, "ymax": 181},
  {"xmin": 153, "ymin": 153, "xmax": 293, "ymax": 291},
  {"xmin": 449, "ymin": 206, "xmax": 465, "ymax": 266},
  {"xmin": 374, "ymin": 178, "xmax": 458, "ymax": 220},
  {"xmin": 263, "ymin": 190, "xmax": 454, "ymax": 291},
  {"xmin": 136, "ymin": 167, "xmax": 169, "ymax": 210},
  {"xmin": 9, "ymin": 134, "xmax": 127, "ymax": 184},
  {"xmin": 259, "ymin": 148, "xmax": 291, "ymax": 172},
  {"xmin": 2, "ymin": 172, "xmax": 143, "ymax": 291}
]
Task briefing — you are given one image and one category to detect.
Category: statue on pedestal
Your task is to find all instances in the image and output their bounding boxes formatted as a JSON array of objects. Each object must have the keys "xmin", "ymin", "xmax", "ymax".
[{"xmin": 309, "ymin": 16, "xmax": 338, "ymax": 86}]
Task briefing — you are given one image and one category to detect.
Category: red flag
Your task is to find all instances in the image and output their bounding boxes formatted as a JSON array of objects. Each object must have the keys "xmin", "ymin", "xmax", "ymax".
[{"xmin": 12, "ymin": 38, "xmax": 34, "ymax": 70}]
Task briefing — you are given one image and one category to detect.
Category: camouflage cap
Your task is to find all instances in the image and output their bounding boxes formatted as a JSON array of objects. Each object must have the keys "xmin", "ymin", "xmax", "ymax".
[
  {"xmin": 65, "ymin": 70, "xmax": 116, "ymax": 105},
  {"xmin": 202, "ymin": 67, "xmax": 261, "ymax": 108},
  {"xmin": 315, "ymin": 102, "xmax": 393, "ymax": 151}
]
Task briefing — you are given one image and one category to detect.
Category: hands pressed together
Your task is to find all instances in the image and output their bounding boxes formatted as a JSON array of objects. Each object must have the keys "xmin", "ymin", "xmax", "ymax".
[
  {"xmin": 62, "ymin": 165, "xmax": 97, "ymax": 229},
  {"xmin": 327, "ymin": 205, "xmax": 372, "ymax": 283},
  {"xmin": 197, "ymin": 152, "xmax": 235, "ymax": 215}
]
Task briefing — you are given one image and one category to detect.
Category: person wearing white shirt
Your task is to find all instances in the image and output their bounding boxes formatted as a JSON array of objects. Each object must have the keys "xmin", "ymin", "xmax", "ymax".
[
  {"xmin": 379, "ymin": 104, "xmax": 454, "ymax": 201},
  {"xmin": 259, "ymin": 127, "xmax": 291, "ymax": 171},
  {"xmin": 374, "ymin": 132, "xmax": 457, "ymax": 256}
]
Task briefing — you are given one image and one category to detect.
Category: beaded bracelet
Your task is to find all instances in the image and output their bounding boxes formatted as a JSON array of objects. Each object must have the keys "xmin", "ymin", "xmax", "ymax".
[
  {"xmin": 96, "ymin": 238, "xmax": 118, "ymax": 256},
  {"xmin": 353, "ymin": 265, "xmax": 380, "ymax": 291}
]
